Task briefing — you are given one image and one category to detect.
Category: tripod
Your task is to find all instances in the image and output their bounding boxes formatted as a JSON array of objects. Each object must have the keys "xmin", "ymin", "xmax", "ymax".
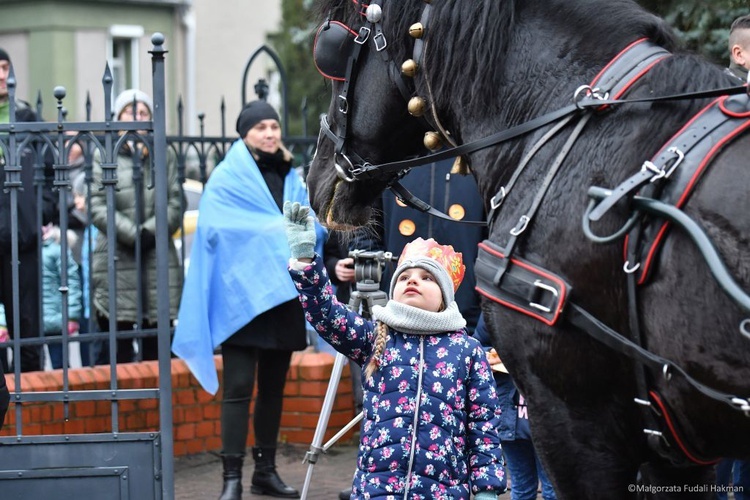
[{"xmin": 300, "ymin": 251, "xmax": 393, "ymax": 499}]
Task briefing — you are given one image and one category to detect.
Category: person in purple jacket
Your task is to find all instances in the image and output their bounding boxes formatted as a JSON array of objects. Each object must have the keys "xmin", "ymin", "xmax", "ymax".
[{"xmin": 284, "ymin": 201, "xmax": 506, "ymax": 500}]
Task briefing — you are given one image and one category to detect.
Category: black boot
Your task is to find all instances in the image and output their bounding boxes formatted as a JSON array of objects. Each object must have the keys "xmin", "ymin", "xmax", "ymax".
[
  {"xmin": 218, "ymin": 454, "xmax": 244, "ymax": 500},
  {"xmin": 250, "ymin": 447, "xmax": 300, "ymax": 498}
]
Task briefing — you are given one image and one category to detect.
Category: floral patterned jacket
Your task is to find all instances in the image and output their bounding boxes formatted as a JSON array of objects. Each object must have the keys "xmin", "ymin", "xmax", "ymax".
[{"xmin": 289, "ymin": 255, "xmax": 506, "ymax": 499}]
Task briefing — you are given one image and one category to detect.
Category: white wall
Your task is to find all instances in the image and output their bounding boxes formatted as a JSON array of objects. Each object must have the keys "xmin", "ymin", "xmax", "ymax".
[
  {"xmin": 191, "ymin": 0, "xmax": 282, "ymax": 136},
  {"xmin": 75, "ymin": 30, "xmax": 107, "ymax": 121},
  {"xmin": 0, "ymin": 33, "xmax": 32, "ymax": 104}
]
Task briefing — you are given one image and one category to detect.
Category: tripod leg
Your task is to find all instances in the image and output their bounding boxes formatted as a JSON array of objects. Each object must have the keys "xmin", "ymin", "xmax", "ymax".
[{"xmin": 300, "ymin": 351, "xmax": 349, "ymax": 499}]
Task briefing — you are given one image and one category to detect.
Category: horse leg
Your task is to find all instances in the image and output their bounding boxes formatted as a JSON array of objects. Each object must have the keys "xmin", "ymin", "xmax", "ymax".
[
  {"xmin": 637, "ymin": 462, "xmax": 715, "ymax": 499},
  {"xmin": 526, "ymin": 391, "xmax": 642, "ymax": 499}
]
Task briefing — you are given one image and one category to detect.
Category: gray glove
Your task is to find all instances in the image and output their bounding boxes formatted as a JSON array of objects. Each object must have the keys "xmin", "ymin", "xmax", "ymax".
[{"xmin": 283, "ymin": 201, "xmax": 316, "ymax": 260}]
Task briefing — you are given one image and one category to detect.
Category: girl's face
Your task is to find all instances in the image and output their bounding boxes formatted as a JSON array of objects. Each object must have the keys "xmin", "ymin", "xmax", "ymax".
[
  {"xmin": 243, "ymin": 118, "xmax": 281, "ymax": 154},
  {"xmin": 392, "ymin": 267, "xmax": 444, "ymax": 312}
]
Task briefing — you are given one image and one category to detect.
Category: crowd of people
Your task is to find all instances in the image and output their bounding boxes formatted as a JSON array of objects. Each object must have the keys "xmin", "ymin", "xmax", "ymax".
[
  {"xmin": 1, "ymin": 12, "xmax": 749, "ymax": 498},
  {"xmin": 0, "ymin": 79, "xmax": 182, "ymax": 372}
]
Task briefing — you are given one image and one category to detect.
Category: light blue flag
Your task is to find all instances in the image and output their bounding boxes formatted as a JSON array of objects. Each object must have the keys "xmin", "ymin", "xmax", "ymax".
[{"xmin": 172, "ymin": 139, "xmax": 325, "ymax": 394}]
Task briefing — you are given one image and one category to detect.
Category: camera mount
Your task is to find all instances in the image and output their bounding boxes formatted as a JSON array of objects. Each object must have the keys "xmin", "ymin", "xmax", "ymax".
[{"xmin": 348, "ymin": 249, "xmax": 397, "ymax": 315}]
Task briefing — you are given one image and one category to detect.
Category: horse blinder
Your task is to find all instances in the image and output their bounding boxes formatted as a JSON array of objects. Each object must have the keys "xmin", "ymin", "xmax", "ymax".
[{"xmin": 313, "ymin": 21, "xmax": 358, "ymax": 81}]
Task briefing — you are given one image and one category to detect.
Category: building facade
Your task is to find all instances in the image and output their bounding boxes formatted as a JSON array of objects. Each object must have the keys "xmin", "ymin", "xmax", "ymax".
[{"xmin": 0, "ymin": 0, "xmax": 282, "ymax": 134}]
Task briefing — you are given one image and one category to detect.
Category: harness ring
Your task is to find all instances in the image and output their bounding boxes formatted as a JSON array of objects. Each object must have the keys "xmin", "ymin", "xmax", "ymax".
[
  {"xmin": 740, "ymin": 319, "xmax": 750, "ymax": 340},
  {"xmin": 510, "ymin": 215, "xmax": 530, "ymax": 236},
  {"xmin": 335, "ymin": 154, "xmax": 357, "ymax": 183},
  {"xmin": 623, "ymin": 261, "xmax": 641, "ymax": 274}
]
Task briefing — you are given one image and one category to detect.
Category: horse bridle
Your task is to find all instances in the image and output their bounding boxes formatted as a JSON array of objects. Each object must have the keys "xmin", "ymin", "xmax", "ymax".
[{"xmin": 317, "ymin": 0, "xmax": 446, "ymax": 184}]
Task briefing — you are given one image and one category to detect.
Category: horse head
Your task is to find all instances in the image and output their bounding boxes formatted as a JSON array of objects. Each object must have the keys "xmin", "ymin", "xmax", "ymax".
[{"xmin": 307, "ymin": 0, "xmax": 445, "ymax": 229}]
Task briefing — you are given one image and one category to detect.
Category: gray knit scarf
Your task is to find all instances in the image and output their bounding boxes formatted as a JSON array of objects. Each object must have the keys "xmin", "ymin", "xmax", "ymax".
[{"xmin": 371, "ymin": 300, "xmax": 466, "ymax": 335}]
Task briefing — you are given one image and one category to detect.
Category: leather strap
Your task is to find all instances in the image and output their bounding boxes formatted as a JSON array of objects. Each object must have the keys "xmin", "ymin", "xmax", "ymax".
[
  {"xmin": 388, "ymin": 181, "xmax": 486, "ymax": 226},
  {"xmin": 566, "ymin": 303, "xmax": 748, "ymax": 414}
]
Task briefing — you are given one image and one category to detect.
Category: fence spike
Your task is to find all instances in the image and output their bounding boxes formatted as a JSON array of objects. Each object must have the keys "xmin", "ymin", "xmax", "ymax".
[{"xmin": 102, "ymin": 63, "xmax": 113, "ymax": 120}]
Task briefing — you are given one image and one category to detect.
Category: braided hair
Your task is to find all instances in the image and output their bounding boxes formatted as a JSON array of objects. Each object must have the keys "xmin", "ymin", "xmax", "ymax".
[{"xmin": 364, "ymin": 321, "xmax": 389, "ymax": 379}]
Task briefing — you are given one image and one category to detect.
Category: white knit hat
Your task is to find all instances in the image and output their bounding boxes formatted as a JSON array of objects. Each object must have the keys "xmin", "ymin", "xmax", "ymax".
[
  {"xmin": 113, "ymin": 89, "xmax": 153, "ymax": 120},
  {"xmin": 390, "ymin": 257, "xmax": 456, "ymax": 306}
]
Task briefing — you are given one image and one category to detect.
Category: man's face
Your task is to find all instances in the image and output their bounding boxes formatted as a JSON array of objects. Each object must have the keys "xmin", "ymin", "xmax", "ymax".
[{"xmin": 0, "ymin": 60, "xmax": 9, "ymax": 99}]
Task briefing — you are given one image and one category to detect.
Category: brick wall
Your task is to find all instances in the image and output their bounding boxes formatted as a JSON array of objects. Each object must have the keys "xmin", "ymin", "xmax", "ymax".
[{"xmin": 0, "ymin": 350, "xmax": 356, "ymax": 456}]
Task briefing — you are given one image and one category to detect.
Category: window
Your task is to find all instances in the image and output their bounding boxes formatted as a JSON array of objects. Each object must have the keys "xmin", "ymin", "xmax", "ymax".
[{"xmin": 108, "ymin": 25, "xmax": 144, "ymax": 109}]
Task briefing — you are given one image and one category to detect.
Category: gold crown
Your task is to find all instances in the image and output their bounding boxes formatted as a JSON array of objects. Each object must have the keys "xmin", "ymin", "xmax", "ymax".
[{"xmin": 398, "ymin": 237, "xmax": 466, "ymax": 292}]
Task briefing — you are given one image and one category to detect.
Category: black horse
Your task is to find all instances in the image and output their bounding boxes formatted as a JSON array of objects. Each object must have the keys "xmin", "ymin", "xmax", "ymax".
[{"xmin": 306, "ymin": 0, "xmax": 750, "ymax": 497}]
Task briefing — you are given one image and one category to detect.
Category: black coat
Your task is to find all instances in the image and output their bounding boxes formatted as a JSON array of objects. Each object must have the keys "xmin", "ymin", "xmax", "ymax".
[
  {"xmin": 0, "ymin": 101, "xmax": 56, "ymax": 254},
  {"xmin": 324, "ymin": 229, "xmax": 352, "ymax": 306}
]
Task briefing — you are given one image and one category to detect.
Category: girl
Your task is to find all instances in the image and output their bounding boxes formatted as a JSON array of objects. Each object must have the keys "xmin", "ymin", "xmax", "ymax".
[{"xmin": 284, "ymin": 201, "xmax": 506, "ymax": 499}]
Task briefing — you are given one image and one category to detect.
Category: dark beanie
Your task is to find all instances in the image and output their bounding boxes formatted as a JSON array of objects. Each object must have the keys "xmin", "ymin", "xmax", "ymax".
[
  {"xmin": 236, "ymin": 100, "xmax": 280, "ymax": 138},
  {"xmin": 0, "ymin": 48, "xmax": 9, "ymax": 62}
]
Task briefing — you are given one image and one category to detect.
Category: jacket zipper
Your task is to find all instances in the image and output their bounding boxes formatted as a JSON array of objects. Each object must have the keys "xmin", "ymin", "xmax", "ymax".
[
  {"xmin": 444, "ymin": 172, "xmax": 451, "ymax": 213},
  {"xmin": 403, "ymin": 336, "xmax": 425, "ymax": 499}
]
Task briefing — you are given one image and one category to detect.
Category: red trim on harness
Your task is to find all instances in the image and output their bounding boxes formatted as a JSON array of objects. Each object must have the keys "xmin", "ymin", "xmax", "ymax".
[
  {"xmin": 610, "ymin": 59, "xmax": 668, "ymax": 101},
  {"xmin": 594, "ymin": 58, "xmax": 670, "ymax": 113},
  {"xmin": 648, "ymin": 391, "xmax": 720, "ymax": 466},
  {"xmin": 589, "ymin": 38, "xmax": 670, "ymax": 113},
  {"xmin": 476, "ymin": 242, "xmax": 567, "ymax": 326},
  {"xmin": 652, "ymin": 98, "xmax": 721, "ymax": 158},
  {"xmin": 352, "ymin": 0, "xmax": 368, "ymax": 15},
  {"xmin": 590, "ymin": 38, "xmax": 649, "ymax": 86},
  {"xmin": 637, "ymin": 97, "xmax": 750, "ymax": 284},
  {"xmin": 720, "ymin": 90, "xmax": 750, "ymax": 117}
]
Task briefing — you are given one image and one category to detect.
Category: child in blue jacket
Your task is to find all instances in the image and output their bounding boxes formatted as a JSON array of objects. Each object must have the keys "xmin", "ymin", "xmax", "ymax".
[
  {"xmin": 41, "ymin": 223, "xmax": 82, "ymax": 369},
  {"xmin": 284, "ymin": 202, "xmax": 505, "ymax": 500}
]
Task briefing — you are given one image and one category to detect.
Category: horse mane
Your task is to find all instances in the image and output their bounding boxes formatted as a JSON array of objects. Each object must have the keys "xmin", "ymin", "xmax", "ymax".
[{"xmin": 420, "ymin": 0, "xmax": 680, "ymax": 119}]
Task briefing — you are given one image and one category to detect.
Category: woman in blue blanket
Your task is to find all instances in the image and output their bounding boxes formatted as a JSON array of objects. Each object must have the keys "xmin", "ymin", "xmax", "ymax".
[{"xmin": 173, "ymin": 101, "xmax": 324, "ymax": 500}]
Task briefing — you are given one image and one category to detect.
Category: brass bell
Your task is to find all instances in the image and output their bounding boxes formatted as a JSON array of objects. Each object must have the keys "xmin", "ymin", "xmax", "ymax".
[
  {"xmin": 451, "ymin": 156, "xmax": 471, "ymax": 175},
  {"xmin": 407, "ymin": 97, "xmax": 426, "ymax": 117},
  {"xmin": 423, "ymin": 131, "xmax": 443, "ymax": 151},
  {"xmin": 401, "ymin": 59, "xmax": 418, "ymax": 77},
  {"xmin": 409, "ymin": 23, "xmax": 425, "ymax": 39}
]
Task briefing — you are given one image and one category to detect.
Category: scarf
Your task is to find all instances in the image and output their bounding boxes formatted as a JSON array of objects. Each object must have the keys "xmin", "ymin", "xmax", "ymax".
[
  {"xmin": 371, "ymin": 300, "xmax": 466, "ymax": 335},
  {"xmin": 254, "ymin": 148, "xmax": 290, "ymax": 170},
  {"xmin": 728, "ymin": 61, "xmax": 749, "ymax": 83}
]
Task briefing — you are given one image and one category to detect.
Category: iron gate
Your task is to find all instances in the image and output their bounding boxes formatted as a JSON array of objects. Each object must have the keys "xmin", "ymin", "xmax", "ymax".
[{"xmin": 0, "ymin": 33, "xmax": 173, "ymax": 500}]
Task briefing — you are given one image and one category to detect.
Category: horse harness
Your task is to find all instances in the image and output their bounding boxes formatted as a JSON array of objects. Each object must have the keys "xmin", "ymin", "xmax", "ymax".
[
  {"xmin": 473, "ymin": 41, "xmax": 750, "ymax": 465},
  {"xmin": 314, "ymin": 1, "xmax": 750, "ymax": 466}
]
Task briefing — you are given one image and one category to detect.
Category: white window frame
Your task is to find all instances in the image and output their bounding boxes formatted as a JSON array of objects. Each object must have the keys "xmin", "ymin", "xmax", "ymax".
[{"xmin": 108, "ymin": 25, "xmax": 145, "ymax": 100}]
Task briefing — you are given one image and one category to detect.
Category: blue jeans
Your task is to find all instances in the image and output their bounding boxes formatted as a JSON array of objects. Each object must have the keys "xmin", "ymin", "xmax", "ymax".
[
  {"xmin": 47, "ymin": 335, "xmax": 91, "ymax": 369},
  {"xmin": 502, "ymin": 439, "xmax": 557, "ymax": 500}
]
